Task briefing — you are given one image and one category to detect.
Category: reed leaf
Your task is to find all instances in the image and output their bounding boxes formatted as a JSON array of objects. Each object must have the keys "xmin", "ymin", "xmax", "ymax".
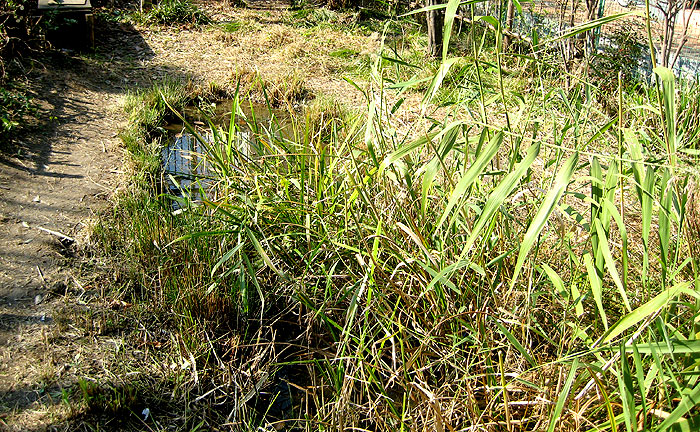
[
  {"xmin": 657, "ymin": 381, "xmax": 700, "ymax": 432},
  {"xmin": 601, "ymin": 281, "xmax": 691, "ymax": 344},
  {"xmin": 546, "ymin": 358, "xmax": 579, "ymax": 432},
  {"xmin": 244, "ymin": 226, "xmax": 289, "ymax": 281},
  {"xmin": 617, "ymin": 340, "xmax": 700, "ymax": 354},
  {"xmin": 545, "ymin": 12, "xmax": 634, "ymax": 44},
  {"xmin": 441, "ymin": 0, "xmax": 460, "ymax": 62},
  {"xmin": 436, "ymin": 131, "xmax": 503, "ymax": 230},
  {"xmin": 541, "ymin": 263, "xmax": 568, "ymax": 303},
  {"xmin": 594, "ymin": 219, "xmax": 631, "ymax": 312},
  {"xmin": 423, "ymin": 57, "xmax": 462, "ymax": 109},
  {"xmin": 462, "ymin": 142, "xmax": 540, "ymax": 255},
  {"xmin": 585, "ymin": 252, "xmax": 608, "ymax": 330},
  {"xmin": 659, "ymin": 168, "xmax": 673, "ymax": 279},
  {"xmin": 510, "ymin": 152, "xmax": 578, "ymax": 289},
  {"xmin": 654, "ymin": 66, "xmax": 678, "ymax": 168},
  {"xmin": 617, "ymin": 344, "xmax": 636, "ymax": 432}
]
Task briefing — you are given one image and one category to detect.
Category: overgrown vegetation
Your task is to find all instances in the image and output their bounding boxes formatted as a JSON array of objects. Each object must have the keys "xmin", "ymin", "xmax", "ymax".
[
  {"xmin": 0, "ymin": 81, "xmax": 33, "ymax": 145},
  {"xmin": 84, "ymin": 1, "xmax": 700, "ymax": 431},
  {"xmin": 0, "ymin": 0, "xmax": 40, "ymax": 63},
  {"xmin": 137, "ymin": 0, "xmax": 210, "ymax": 25},
  {"xmin": 0, "ymin": 0, "xmax": 39, "ymax": 146}
]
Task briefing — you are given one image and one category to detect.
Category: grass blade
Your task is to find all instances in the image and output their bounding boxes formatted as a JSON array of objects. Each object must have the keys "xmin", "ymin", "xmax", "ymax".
[
  {"xmin": 617, "ymin": 340, "xmax": 700, "ymax": 354},
  {"xmin": 601, "ymin": 281, "xmax": 691, "ymax": 344},
  {"xmin": 423, "ymin": 57, "xmax": 462, "ymax": 109},
  {"xmin": 462, "ymin": 142, "xmax": 540, "ymax": 255},
  {"xmin": 245, "ymin": 227, "xmax": 288, "ymax": 281},
  {"xmin": 436, "ymin": 131, "xmax": 503, "ymax": 230},
  {"xmin": 584, "ymin": 252, "xmax": 607, "ymax": 330},
  {"xmin": 495, "ymin": 320, "xmax": 536, "ymax": 368},
  {"xmin": 654, "ymin": 66, "xmax": 678, "ymax": 168},
  {"xmin": 510, "ymin": 152, "xmax": 578, "ymax": 290},
  {"xmin": 659, "ymin": 168, "xmax": 673, "ymax": 279},
  {"xmin": 541, "ymin": 263, "xmax": 568, "ymax": 303},
  {"xmin": 657, "ymin": 380, "xmax": 700, "ymax": 432},
  {"xmin": 594, "ymin": 219, "xmax": 631, "ymax": 312},
  {"xmin": 546, "ymin": 358, "xmax": 579, "ymax": 432},
  {"xmin": 441, "ymin": 0, "xmax": 460, "ymax": 62},
  {"xmin": 618, "ymin": 343, "xmax": 637, "ymax": 432}
]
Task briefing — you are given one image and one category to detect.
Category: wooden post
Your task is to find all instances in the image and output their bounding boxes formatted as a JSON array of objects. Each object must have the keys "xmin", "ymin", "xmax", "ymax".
[{"xmin": 85, "ymin": 13, "xmax": 94, "ymax": 49}]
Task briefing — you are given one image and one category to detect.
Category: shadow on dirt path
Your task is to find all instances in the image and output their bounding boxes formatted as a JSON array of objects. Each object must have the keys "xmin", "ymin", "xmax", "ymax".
[{"xmin": 0, "ymin": 19, "xmax": 191, "ymax": 430}]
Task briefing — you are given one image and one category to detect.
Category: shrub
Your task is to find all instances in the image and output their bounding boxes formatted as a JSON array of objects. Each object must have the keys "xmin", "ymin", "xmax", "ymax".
[
  {"xmin": 0, "ymin": 82, "xmax": 33, "ymax": 143},
  {"xmin": 141, "ymin": 0, "xmax": 210, "ymax": 26},
  {"xmin": 592, "ymin": 25, "xmax": 647, "ymax": 92},
  {"xmin": 1, "ymin": 0, "xmax": 42, "ymax": 76}
]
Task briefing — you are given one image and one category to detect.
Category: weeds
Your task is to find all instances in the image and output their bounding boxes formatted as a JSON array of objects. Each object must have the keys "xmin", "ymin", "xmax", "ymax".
[
  {"xmin": 0, "ymin": 81, "xmax": 34, "ymax": 147},
  {"xmin": 229, "ymin": 67, "xmax": 311, "ymax": 108},
  {"xmin": 137, "ymin": 0, "xmax": 209, "ymax": 26},
  {"xmin": 119, "ymin": 80, "xmax": 190, "ymax": 179},
  {"xmin": 97, "ymin": 1, "xmax": 700, "ymax": 431},
  {"xmin": 288, "ymin": 7, "xmax": 349, "ymax": 29},
  {"xmin": 219, "ymin": 20, "xmax": 241, "ymax": 33},
  {"xmin": 0, "ymin": 0, "xmax": 40, "ymax": 149}
]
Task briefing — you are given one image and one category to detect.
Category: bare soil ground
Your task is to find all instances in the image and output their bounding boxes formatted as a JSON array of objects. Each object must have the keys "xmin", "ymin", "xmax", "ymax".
[
  {"xmin": 0, "ymin": 45, "xmax": 133, "ymax": 431},
  {"xmin": 0, "ymin": 2, "xmax": 377, "ymax": 429}
]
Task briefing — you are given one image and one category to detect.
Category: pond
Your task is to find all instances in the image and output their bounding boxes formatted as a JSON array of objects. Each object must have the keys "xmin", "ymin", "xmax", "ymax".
[
  {"xmin": 160, "ymin": 101, "xmax": 305, "ymax": 423},
  {"xmin": 161, "ymin": 100, "xmax": 289, "ymax": 207}
]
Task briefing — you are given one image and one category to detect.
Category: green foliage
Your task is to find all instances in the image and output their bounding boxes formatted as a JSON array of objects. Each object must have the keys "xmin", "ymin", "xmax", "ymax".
[
  {"xmin": 0, "ymin": 1, "xmax": 44, "ymax": 148},
  {"xmin": 329, "ymin": 47, "xmax": 358, "ymax": 58},
  {"xmin": 124, "ymin": 80, "xmax": 190, "ymax": 128},
  {"xmin": 140, "ymin": 0, "xmax": 210, "ymax": 26},
  {"xmin": 120, "ymin": 80, "xmax": 190, "ymax": 177},
  {"xmin": 289, "ymin": 7, "xmax": 346, "ymax": 28},
  {"xmin": 219, "ymin": 20, "xmax": 241, "ymax": 33},
  {"xmin": 102, "ymin": 4, "xmax": 700, "ymax": 431},
  {"xmin": 95, "ymin": 8, "xmax": 132, "ymax": 25},
  {"xmin": 0, "ymin": 81, "xmax": 34, "ymax": 147},
  {"xmin": 676, "ymin": 81, "xmax": 700, "ymax": 151},
  {"xmin": 592, "ymin": 26, "xmax": 648, "ymax": 92},
  {"xmin": 1, "ymin": 0, "xmax": 41, "ymax": 77},
  {"xmin": 78, "ymin": 379, "xmax": 138, "ymax": 415}
]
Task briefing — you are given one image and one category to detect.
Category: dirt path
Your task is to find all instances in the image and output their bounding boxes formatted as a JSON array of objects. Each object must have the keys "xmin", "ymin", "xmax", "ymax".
[
  {"xmin": 0, "ymin": 62, "xmax": 127, "ymax": 429},
  {"xmin": 0, "ymin": 21, "xmax": 159, "ymax": 428}
]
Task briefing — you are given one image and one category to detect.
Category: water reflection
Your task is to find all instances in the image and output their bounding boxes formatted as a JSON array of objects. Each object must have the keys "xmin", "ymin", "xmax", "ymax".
[
  {"xmin": 161, "ymin": 101, "xmax": 289, "ymax": 208},
  {"xmin": 161, "ymin": 130, "xmax": 213, "ymax": 205}
]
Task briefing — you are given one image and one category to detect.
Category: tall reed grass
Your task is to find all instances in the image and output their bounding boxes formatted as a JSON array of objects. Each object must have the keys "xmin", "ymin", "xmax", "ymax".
[{"xmin": 108, "ymin": 1, "xmax": 700, "ymax": 430}]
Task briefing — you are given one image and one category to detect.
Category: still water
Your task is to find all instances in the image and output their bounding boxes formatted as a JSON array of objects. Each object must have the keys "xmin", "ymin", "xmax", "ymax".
[{"xmin": 161, "ymin": 101, "xmax": 288, "ymax": 206}]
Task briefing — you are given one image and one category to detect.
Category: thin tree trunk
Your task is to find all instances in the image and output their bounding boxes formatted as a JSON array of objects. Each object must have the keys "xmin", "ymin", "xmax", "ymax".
[
  {"xmin": 503, "ymin": 0, "xmax": 516, "ymax": 51},
  {"xmin": 584, "ymin": 0, "xmax": 599, "ymax": 56},
  {"xmin": 659, "ymin": 0, "xmax": 692, "ymax": 68},
  {"xmin": 670, "ymin": 0, "xmax": 700, "ymax": 67},
  {"xmin": 427, "ymin": 0, "xmax": 444, "ymax": 58},
  {"xmin": 662, "ymin": 12, "xmax": 672, "ymax": 67}
]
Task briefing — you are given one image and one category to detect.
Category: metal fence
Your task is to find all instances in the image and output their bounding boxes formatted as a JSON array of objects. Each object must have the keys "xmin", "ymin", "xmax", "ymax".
[{"xmin": 475, "ymin": 0, "xmax": 700, "ymax": 79}]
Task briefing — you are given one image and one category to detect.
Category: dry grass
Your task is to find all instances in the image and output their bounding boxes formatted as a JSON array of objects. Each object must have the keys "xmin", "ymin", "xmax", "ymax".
[
  {"xmin": 686, "ymin": 177, "xmax": 700, "ymax": 261},
  {"xmin": 137, "ymin": 6, "xmax": 377, "ymax": 110},
  {"xmin": 5, "ymin": 1, "xmax": 697, "ymax": 430}
]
